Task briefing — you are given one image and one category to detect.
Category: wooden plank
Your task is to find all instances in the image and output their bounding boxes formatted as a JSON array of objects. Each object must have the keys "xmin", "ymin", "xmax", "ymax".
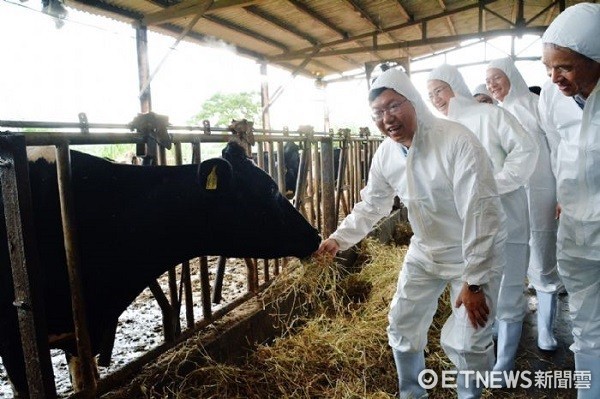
[
  {"xmin": 0, "ymin": 133, "xmax": 57, "ymax": 398},
  {"xmin": 143, "ymin": 0, "xmax": 257, "ymax": 26},
  {"xmin": 55, "ymin": 143, "xmax": 97, "ymax": 397}
]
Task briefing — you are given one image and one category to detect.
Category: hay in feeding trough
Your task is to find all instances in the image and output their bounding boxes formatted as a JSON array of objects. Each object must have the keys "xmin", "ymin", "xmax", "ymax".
[
  {"xmin": 104, "ymin": 237, "xmax": 406, "ymax": 398},
  {"xmin": 103, "ymin": 220, "xmax": 569, "ymax": 399}
]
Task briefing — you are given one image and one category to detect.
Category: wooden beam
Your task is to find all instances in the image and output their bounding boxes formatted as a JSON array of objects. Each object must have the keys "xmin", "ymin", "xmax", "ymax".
[
  {"xmin": 271, "ymin": 0, "xmax": 499, "ymax": 63},
  {"xmin": 143, "ymin": 0, "xmax": 257, "ymax": 26},
  {"xmin": 243, "ymin": 5, "xmax": 359, "ymax": 72},
  {"xmin": 286, "ymin": 0, "xmax": 349, "ymax": 39},
  {"xmin": 391, "ymin": 1, "xmax": 419, "ymax": 56},
  {"xmin": 203, "ymin": 14, "xmax": 289, "ymax": 51},
  {"xmin": 344, "ymin": 0, "xmax": 380, "ymax": 31},
  {"xmin": 482, "ymin": 3, "xmax": 515, "ymax": 26},
  {"xmin": 244, "ymin": 5, "xmax": 319, "ymax": 45},
  {"xmin": 269, "ymin": 26, "xmax": 547, "ymax": 61},
  {"xmin": 437, "ymin": 0, "xmax": 457, "ymax": 36},
  {"xmin": 393, "ymin": 0, "xmax": 413, "ymax": 21},
  {"xmin": 544, "ymin": 3, "xmax": 557, "ymax": 25},
  {"xmin": 242, "ymin": 5, "xmax": 347, "ymax": 74},
  {"xmin": 337, "ymin": 0, "xmax": 391, "ymax": 62},
  {"xmin": 527, "ymin": 1, "xmax": 559, "ymax": 26}
]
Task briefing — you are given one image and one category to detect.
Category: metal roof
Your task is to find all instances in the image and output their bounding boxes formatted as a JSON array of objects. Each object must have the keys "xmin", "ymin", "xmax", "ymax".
[{"xmin": 63, "ymin": 0, "xmax": 590, "ymax": 79}]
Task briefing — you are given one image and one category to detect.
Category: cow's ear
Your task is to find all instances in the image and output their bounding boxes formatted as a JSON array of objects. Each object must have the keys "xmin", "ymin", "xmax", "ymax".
[{"xmin": 197, "ymin": 158, "xmax": 234, "ymax": 194}]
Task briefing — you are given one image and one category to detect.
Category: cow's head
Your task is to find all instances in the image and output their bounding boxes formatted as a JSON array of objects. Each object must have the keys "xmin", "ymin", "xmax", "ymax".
[{"xmin": 197, "ymin": 141, "xmax": 320, "ymax": 259}]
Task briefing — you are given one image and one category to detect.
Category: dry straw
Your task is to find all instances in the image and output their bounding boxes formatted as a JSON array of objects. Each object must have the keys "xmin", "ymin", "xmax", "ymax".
[{"xmin": 104, "ymin": 220, "xmax": 573, "ymax": 399}]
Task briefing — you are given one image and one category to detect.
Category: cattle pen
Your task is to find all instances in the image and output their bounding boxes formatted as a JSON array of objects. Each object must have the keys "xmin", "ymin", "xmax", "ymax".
[{"xmin": 0, "ymin": 117, "xmax": 384, "ymax": 398}]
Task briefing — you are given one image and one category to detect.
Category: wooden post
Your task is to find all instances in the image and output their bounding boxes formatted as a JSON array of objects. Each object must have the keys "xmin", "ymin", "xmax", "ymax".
[
  {"xmin": 55, "ymin": 143, "xmax": 97, "ymax": 397},
  {"xmin": 199, "ymin": 257, "xmax": 212, "ymax": 319},
  {"xmin": 320, "ymin": 138, "xmax": 336, "ymax": 238},
  {"xmin": 212, "ymin": 256, "xmax": 227, "ymax": 304},
  {"xmin": 276, "ymin": 140, "xmax": 285, "ymax": 194},
  {"xmin": 244, "ymin": 258, "xmax": 258, "ymax": 293},
  {"xmin": 135, "ymin": 24, "xmax": 156, "ymax": 161},
  {"xmin": 334, "ymin": 136, "xmax": 349, "ymax": 226},
  {"xmin": 0, "ymin": 133, "xmax": 57, "ymax": 398},
  {"xmin": 312, "ymin": 140, "xmax": 321, "ymax": 231},
  {"xmin": 174, "ymin": 143, "xmax": 194, "ymax": 329}
]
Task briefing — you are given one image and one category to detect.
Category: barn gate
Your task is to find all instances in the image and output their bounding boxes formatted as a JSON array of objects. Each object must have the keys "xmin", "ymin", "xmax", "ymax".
[{"xmin": 0, "ymin": 116, "xmax": 383, "ymax": 398}]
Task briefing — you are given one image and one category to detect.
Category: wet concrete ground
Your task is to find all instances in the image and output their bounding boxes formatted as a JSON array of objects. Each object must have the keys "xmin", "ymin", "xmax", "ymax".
[{"xmin": 491, "ymin": 290, "xmax": 576, "ymax": 398}]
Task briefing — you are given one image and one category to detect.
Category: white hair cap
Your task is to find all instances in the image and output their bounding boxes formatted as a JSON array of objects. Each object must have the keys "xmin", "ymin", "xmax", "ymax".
[
  {"xmin": 542, "ymin": 2, "xmax": 600, "ymax": 62},
  {"xmin": 370, "ymin": 68, "xmax": 435, "ymax": 126},
  {"xmin": 472, "ymin": 83, "xmax": 498, "ymax": 105},
  {"xmin": 487, "ymin": 57, "xmax": 530, "ymax": 98},
  {"xmin": 428, "ymin": 64, "xmax": 473, "ymax": 99},
  {"xmin": 473, "ymin": 83, "xmax": 493, "ymax": 97}
]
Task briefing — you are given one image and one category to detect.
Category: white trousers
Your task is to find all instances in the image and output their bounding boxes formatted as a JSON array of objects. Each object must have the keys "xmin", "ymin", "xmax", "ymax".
[
  {"xmin": 497, "ymin": 188, "xmax": 530, "ymax": 322},
  {"xmin": 526, "ymin": 140, "xmax": 563, "ymax": 293},
  {"xmin": 387, "ymin": 254, "xmax": 501, "ymax": 372},
  {"xmin": 557, "ymin": 235, "xmax": 600, "ymax": 356},
  {"xmin": 497, "ymin": 243, "xmax": 529, "ymax": 322}
]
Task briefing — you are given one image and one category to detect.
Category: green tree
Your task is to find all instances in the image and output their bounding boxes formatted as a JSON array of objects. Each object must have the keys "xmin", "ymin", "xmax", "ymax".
[{"xmin": 188, "ymin": 91, "xmax": 262, "ymax": 127}]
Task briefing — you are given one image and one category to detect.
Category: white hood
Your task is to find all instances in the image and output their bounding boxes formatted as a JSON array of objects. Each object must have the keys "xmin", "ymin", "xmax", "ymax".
[
  {"xmin": 487, "ymin": 57, "xmax": 531, "ymax": 103},
  {"xmin": 428, "ymin": 64, "xmax": 474, "ymax": 100},
  {"xmin": 473, "ymin": 83, "xmax": 493, "ymax": 97},
  {"xmin": 542, "ymin": 2, "xmax": 600, "ymax": 62},
  {"xmin": 473, "ymin": 83, "xmax": 498, "ymax": 105},
  {"xmin": 370, "ymin": 68, "xmax": 435, "ymax": 128}
]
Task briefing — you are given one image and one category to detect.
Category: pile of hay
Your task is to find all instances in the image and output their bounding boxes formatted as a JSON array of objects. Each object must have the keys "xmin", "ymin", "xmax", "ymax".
[{"xmin": 104, "ymin": 220, "xmax": 570, "ymax": 398}]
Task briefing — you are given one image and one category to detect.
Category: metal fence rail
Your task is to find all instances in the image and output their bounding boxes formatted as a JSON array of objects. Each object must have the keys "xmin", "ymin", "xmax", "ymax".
[{"xmin": 0, "ymin": 119, "xmax": 382, "ymax": 398}]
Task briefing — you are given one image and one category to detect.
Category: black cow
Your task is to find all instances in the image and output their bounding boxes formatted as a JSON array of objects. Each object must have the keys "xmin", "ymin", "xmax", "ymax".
[
  {"xmin": 0, "ymin": 141, "xmax": 321, "ymax": 397},
  {"xmin": 250, "ymin": 143, "xmax": 300, "ymax": 198},
  {"xmin": 283, "ymin": 141, "xmax": 300, "ymax": 196}
]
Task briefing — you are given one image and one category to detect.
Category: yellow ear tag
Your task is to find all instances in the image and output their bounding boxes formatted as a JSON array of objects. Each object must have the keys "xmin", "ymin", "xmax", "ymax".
[{"xmin": 206, "ymin": 165, "xmax": 218, "ymax": 190}]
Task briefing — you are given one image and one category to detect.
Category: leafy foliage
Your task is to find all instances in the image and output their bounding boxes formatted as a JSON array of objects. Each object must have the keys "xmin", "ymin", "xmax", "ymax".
[{"xmin": 188, "ymin": 91, "xmax": 262, "ymax": 127}]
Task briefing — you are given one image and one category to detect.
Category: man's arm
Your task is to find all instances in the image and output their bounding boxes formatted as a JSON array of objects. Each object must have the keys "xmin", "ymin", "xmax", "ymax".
[
  {"xmin": 452, "ymin": 132, "xmax": 506, "ymax": 328},
  {"xmin": 537, "ymin": 83, "xmax": 561, "ymax": 177},
  {"xmin": 494, "ymin": 108, "xmax": 539, "ymax": 195},
  {"xmin": 317, "ymin": 146, "xmax": 396, "ymax": 254}
]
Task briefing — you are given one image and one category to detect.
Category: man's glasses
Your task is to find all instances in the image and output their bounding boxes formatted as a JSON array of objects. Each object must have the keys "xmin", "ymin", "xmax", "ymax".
[{"xmin": 371, "ymin": 98, "xmax": 409, "ymax": 121}]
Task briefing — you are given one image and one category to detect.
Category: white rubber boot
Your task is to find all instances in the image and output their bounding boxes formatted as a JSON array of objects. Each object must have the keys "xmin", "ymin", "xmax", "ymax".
[
  {"xmin": 492, "ymin": 320, "xmax": 523, "ymax": 387},
  {"xmin": 392, "ymin": 350, "xmax": 428, "ymax": 399},
  {"xmin": 536, "ymin": 291, "xmax": 558, "ymax": 351},
  {"xmin": 574, "ymin": 353, "xmax": 600, "ymax": 399}
]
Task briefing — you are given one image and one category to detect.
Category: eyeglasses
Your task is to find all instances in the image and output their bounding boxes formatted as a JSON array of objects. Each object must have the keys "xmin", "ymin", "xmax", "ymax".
[
  {"xmin": 370, "ymin": 98, "xmax": 409, "ymax": 121},
  {"xmin": 485, "ymin": 74, "xmax": 504, "ymax": 85},
  {"xmin": 428, "ymin": 84, "xmax": 450, "ymax": 100}
]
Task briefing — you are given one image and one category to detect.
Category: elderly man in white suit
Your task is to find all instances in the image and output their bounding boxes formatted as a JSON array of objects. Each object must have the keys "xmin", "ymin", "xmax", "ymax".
[{"xmin": 537, "ymin": 3, "xmax": 600, "ymax": 398}]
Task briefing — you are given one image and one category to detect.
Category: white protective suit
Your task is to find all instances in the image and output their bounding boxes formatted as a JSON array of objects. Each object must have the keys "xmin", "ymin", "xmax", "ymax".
[
  {"xmin": 487, "ymin": 57, "xmax": 563, "ymax": 294},
  {"xmin": 540, "ymin": 3, "xmax": 600, "ymax": 397},
  {"xmin": 472, "ymin": 83, "xmax": 498, "ymax": 105},
  {"xmin": 428, "ymin": 64, "xmax": 538, "ymax": 323},
  {"xmin": 330, "ymin": 69, "xmax": 506, "ymax": 396},
  {"xmin": 540, "ymin": 2, "xmax": 600, "ymax": 359}
]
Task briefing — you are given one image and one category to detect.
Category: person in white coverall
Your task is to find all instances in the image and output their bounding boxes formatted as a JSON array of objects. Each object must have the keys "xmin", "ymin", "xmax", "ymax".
[
  {"xmin": 316, "ymin": 68, "xmax": 506, "ymax": 399},
  {"xmin": 485, "ymin": 57, "xmax": 564, "ymax": 352},
  {"xmin": 427, "ymin": 64, "xmax": 538, "ymax": 383},
  {"xmin": 472, "ymin": 84, "xmax": 497, "ymax": 105},
  {"xmin": 537, "ymin": 3, "xmax": 600, "ymax": 398}
]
